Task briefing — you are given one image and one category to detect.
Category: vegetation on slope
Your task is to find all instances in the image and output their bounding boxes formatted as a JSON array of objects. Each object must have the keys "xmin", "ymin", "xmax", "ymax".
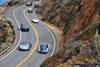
[
  {"xmin": 0, "ymin": 19, "xmax": 15, "ymax": 54},
  {"xmin": 37, "ymin": 0, "xmax": 100, "ymax": 67},
  {"xmin": 0, "ymin": 7, "xmax": 15, "ymax": 55},
  {"xmin": 37, "ymin": 0, "xmax": 100, "ymax": 41}
]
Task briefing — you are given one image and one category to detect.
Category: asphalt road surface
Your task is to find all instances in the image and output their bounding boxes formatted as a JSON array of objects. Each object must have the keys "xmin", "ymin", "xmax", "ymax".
[{"xmin": 0, "ymin": 3, "xmax": 56, "ymax": 67}]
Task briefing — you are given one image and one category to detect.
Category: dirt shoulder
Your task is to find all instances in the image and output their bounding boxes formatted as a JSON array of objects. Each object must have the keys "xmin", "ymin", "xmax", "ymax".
[
  {"xmin": 44, "ymin": 22, "xmax": 63, "ymax": 53},
  {"xmin": 36, "ymin": 14, "xmax": 64, "ymax": 53}
]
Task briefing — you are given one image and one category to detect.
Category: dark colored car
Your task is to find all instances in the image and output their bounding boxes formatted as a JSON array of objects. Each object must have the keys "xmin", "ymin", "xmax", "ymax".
[
  {"xmin": 20, "ymin": 23, "xmax": 29, "ymax": 31},
  {"xmin": 18, "ymin": 41, "xmax": 32, "ymax": 51},
  {"xmin": 38, "ymin": 43, "xmax": 50, "ymax": 54},
  {"xmin": 34, "ymin": 4, "xmax": 39, "ymax": 8}
]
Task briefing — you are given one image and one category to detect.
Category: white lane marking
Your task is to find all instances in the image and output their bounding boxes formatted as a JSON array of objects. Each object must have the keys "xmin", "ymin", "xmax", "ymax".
[
  {"xmin": 33, "ymin": 10, "xmax": 56, "ymax": 57},
  {"xmin": 0, "ymin": 7, "xmax": 22, "ymax": 61}
]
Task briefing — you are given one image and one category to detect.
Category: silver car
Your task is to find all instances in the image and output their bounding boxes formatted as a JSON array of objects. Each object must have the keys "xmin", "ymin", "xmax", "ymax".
[
  {"xmin": 18, "ymin": 41, "xmax": 31, "ymax": 51},
  {"xmin": 38, "ymin": 43, "xmax": 50, "ymax": 54}
]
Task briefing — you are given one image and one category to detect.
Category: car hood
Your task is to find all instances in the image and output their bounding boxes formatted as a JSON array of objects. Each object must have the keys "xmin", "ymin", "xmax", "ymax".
[{"xmin": 39, "ymin": 45, "xmax": 48, "ymax": 52}]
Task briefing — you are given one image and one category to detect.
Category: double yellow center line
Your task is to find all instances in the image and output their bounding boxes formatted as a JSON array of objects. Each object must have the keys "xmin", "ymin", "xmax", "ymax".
[{"xmin": 15, "ymin": 10, "xmax": 39, "ymax": 67}]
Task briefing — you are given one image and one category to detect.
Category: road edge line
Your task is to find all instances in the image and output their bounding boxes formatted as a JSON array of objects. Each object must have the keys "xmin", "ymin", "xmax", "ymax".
[
  {"xmin": 34, "ymin": 11, "xmax": 56, "ymax": 57},
  {"xmin": 0, "ymin": 7, "xmax": 22, "ymax": 61}
]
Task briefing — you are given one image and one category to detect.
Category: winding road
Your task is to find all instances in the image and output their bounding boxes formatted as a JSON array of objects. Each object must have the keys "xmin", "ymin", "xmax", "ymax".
[{"xmin": 0, "ymin": 2, "xmax": 56, "ymax": 67}]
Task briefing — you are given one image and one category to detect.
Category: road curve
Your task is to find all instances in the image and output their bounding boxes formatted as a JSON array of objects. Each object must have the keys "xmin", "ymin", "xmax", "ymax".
[
  {"xmin": 0, "ymin": 3, "xmax": 56, "ymax": 67},
  {"xmin": 0, "ymin": 6, "xmax": 21, "ymax": 61},
  {"xmin": 15, "ymin": 4, "xmax": 56, "ymax": 67}
]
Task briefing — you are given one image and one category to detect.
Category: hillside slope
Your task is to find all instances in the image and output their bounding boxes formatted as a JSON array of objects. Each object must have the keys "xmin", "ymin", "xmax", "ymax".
[
  {"xmin": 37, "ymin": 0, "xmax": 100, "ymax": 41},
  {"xmin": 37, "ymin": 0, "xmax": 100, "ymax": 67}
]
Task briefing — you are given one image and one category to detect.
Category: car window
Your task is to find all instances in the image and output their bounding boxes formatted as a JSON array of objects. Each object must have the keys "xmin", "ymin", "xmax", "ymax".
[
  {"xmin": 40, "ymin": 45, "xmax": 44, "ymax": 50},
  {"xmin": 21, "ymin": 42, "xmax": 28, "ymax": 45},
  {"xmin": 21, "ymin": 23, "xmax": 29, "ymax": 28},
  {"xmin": 46, "ymin": 44, "xmax": 48, "ymax": 49}
]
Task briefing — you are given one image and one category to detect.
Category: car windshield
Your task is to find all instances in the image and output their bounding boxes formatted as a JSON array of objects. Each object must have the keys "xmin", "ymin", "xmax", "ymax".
[
  {"xmin": 40, "ymin": 44, "xmax": 48, "ymax": 50},
  {"xmin": 40, "ymin": 44, "xmax": 46, "ymax": 50},
  {"xmin": 33, "ymin": 19, "xmax": 38, "ymax": 22},
  {"xmin": 20, "ymin": 42, "xmax": 28, "ymax": 45},
  {"xmin": 21, "ymin": 23, "xmax": 28, "ymax": 28}
]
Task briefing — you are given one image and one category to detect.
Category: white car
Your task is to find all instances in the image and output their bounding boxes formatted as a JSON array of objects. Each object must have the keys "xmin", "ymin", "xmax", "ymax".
[
  {"xmin": 32, "ymin": 19, "xmax": 39, "ymax": 23},
  {"xmin": 27, "ymin": 8, "xmax": 33, "ymax": 13}
]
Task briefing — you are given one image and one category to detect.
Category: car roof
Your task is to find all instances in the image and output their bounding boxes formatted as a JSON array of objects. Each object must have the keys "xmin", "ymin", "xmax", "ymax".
[
  {"xmin": 20, "ymin": 41, "xmax": 29, "ymax": 45},
  {"xmin": 21, "ymin": 23, "xmax": 29, "ymax": 28},
  {"xmin": 28, "ymin": 7, "xmax": 32, "ymax": 10},
  {"xmin": 40, "ymin": 45, "xmax": 46, "ymax": 49},
  {"xmin": 32, "ymin": 19, "xmax": 39, "ymax": 22}
]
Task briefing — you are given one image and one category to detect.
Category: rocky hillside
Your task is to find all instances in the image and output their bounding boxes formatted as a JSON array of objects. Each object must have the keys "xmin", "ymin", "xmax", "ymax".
[
  {"xmin": 37, "ymin": 0, "xmax": 100, "ymax": 67},
  {"xmin": 37, "ymin": 0, "xmax": 100, "ymax": 41}
]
